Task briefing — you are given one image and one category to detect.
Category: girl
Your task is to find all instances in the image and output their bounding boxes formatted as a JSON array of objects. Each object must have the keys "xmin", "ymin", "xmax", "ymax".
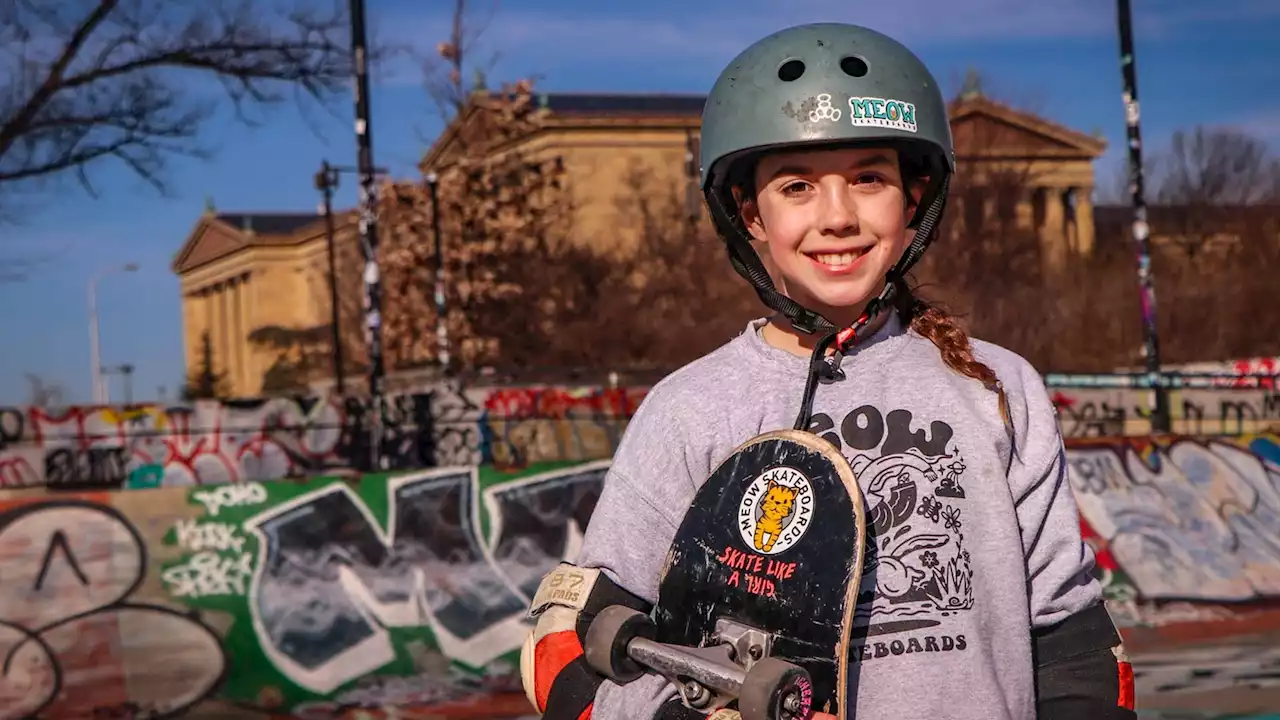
[{"xmin": 522, "ymin": 22, "xmax": 1135, "ymax": 720}]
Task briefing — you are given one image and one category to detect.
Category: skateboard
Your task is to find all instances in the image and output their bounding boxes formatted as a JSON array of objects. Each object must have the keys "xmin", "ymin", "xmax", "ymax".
[{"xmin": 585, "ymin": 429, "xmax": 866, "ymax": 720}]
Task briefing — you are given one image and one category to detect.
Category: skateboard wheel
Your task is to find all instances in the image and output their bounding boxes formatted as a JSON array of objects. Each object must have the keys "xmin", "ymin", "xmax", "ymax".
[
  {"xmin": 584, "ymin": 605, "xmax": 656, "ymax": 684},
  {"xmin": 738, "ymin": 657, "xmax": 813, "ymax": 720}
]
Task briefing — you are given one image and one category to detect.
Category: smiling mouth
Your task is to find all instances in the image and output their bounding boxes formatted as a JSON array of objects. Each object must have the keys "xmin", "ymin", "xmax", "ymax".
[{"xmin": 807, "ymin": 248, "xmax": 872, "ymax": 267}]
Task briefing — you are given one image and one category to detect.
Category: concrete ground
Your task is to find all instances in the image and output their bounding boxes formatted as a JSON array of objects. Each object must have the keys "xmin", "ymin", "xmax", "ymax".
[{"xmin": 1126, "ymin": 609, "xmax": 1280, "ymax": 719}]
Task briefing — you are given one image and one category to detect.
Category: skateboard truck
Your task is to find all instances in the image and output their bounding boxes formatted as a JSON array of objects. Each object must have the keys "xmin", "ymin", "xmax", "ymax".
[{"xmin": 584, "ymin": 605, "xmax": 814, "ymax": 720}]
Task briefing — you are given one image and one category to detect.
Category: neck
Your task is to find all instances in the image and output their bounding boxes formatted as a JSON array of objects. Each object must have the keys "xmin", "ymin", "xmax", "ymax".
[{"xmin": 761, "ymin": 308, "xmax": 893, "ymax": 359}]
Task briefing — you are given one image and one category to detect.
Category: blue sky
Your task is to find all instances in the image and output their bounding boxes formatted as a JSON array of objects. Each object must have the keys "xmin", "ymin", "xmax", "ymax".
[{"xmin": 1, "ymin": 0, "xmax": 1277, "ymax": 405}]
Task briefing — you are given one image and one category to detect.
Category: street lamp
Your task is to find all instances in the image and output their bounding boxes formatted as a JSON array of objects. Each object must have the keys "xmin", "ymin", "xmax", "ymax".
[
  {"xmin": 312, "ymin": 159, "xmax": 389, "ymax": 396},
  {"xmin": 315, "ymin": 160, "xmax": 346, "ymax": 395},
  {"xmin": 89, "ymin": 262, "xmax": 138, "ymax": 404}
]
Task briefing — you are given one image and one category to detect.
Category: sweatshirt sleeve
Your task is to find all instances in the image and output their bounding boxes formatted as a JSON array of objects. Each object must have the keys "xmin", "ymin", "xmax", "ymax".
[
  {"xmin": 1004, "ymin": 360, "xmax": 1102, "ymax": 629},
  {"xmin": 572, "ymin": 387, "xmax": 705, "ymax": 719}
]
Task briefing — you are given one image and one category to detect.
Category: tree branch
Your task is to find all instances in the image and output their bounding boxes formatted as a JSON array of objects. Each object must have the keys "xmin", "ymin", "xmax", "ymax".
[{"xmin": 0, "ymin": 0, "xmax": 357, "ymax": 209}]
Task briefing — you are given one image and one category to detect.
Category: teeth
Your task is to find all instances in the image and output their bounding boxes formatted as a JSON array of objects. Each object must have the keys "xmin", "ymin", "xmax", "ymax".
[{"xmin": 812, "ymin": 251, "xmax": 861, "ymax": 266}]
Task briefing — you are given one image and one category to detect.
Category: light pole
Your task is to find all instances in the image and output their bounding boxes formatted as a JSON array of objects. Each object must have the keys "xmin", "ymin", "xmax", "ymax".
[
  {"xmin": 315, "ymin": 160, "xmax": 346, "ymax": 395},
  {"xmin": 101, "ymin": 364, "xmax": 135, "ymax": 404},
  {"xmin": 313, "ymin": 160, "xmax": 389, "ymax": 396},
  {"xmin": 1116, "ymin": 0, "xmax": 1170, "ymax": 432},
  {"xmin": 88, "ymin": 262, "xmax": 138, "ymax": 404}
]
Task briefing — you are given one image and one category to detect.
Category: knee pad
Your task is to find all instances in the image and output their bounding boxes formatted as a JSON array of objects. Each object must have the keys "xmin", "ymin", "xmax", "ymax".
[{"xmin": 521, "ymin": 563, "xmax": 653, "ymax": 718}]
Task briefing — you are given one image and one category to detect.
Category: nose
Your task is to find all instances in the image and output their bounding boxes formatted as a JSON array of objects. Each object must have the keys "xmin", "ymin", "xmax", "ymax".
[{"xmin": 817, "ymin": 178, "xmax": 858, "ymax": 236}]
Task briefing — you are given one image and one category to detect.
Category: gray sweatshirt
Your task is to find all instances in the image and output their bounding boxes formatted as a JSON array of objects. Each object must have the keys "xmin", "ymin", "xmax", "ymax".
[{"xmin": 574, "ymin": 315, "xmax": 1100, "ymax": 720}]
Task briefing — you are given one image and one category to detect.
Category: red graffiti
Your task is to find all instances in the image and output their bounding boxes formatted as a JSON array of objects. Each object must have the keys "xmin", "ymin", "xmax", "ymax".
[
  {"xmin": 1079, "ymin": 517, "xmax": 1120, "ymax": 573},
  {"xmin": 483, "ymin": 387, "xmax": 646, "ymax": 420}
]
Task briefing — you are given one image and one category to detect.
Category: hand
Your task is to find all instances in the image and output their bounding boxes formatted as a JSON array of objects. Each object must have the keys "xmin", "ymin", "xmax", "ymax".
[{"xmin": 808, "ymin": 714, "xmax": 838, "ymax": 719}]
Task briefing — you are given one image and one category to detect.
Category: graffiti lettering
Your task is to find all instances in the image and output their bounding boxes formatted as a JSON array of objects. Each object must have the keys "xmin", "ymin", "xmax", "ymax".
[
  {"xmin": 483, "ymin": 460, "xmax": 608, "ymax": 597},
  {"xmin": 192, "ymin": 482, "xmax": 267, "ymax": 517},
  {"xmin": 1053, "ymin": 387, "xmax": 1280, "ymax": 437},
  {"xmin": 43, "ymin": 447, "xmax": 127, "ymax": 489},
  {"xmin": 0, "ymin": 409, "xmax": 22, "ymax": 451},
  {"xmin": 174, "ymin": 519, "xmax": 245, "ymax": 553},
  {"xmin": 161, "ymin": 551, "xmax": 254, "ymax": 598},
  {"xmin": 0, "ymin": 383, "xmax": 645, "ymax": 486},
  {"xmin": 244, "ymin": 469, "xmax": 528, "ymax": 693},
  {"xmin": 1066, "ymin": 437, "xmax": 1280, "ymax": 602},
  {"xmin": 0, "ymin": 500, "xmax": 225, "ymax": 718}
]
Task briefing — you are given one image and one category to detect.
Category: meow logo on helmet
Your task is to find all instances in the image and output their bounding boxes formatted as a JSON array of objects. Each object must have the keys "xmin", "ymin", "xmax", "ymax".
[{"xmin": 848, "ymin": 96, "xmax": 918, "ymax": 133}]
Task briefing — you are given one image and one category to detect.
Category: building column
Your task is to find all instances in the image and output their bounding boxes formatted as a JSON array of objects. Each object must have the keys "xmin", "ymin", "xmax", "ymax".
[
  {"xmin": 1063, "ymin": 187, "xmax": 1080, "ymax": 255},
  {"xmin": 219, "ymin": 281, "xmax": 232, "ymax": 386},
  {"xmin": 1041, "ymin": 185, "xmax": 1067, "ymax": 274},
  {"xmin": 230, "ymin": 277, "xmax": 244, "ymax": 392},
  {"xmin": 200, "ymin": 286, "xmax": 215, "ymax": 377},
  {"xmin": 1074, "ymin": 188, "xmax": 1095, "ymax": 257},
  {"xmin": 237, "ymin": 273, "xmax": 254, "ymax": 394}
]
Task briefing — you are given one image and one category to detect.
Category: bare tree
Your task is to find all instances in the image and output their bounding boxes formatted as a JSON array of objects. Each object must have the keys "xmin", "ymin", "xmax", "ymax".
[
  {"xmin": 179, "ymin": 330, "xmax": 231, "ymax": 400},
  {"xmin": 1148, "ymin": 126, "xmax": 1280, "ymax": 257},
  {"xmin": 24, "ymin": 372, "xmax": 67, "ymax": 407},
  {"xmin": 911, "ymin": 84, "xmax": 1059, "ymax": 365},
  {"xmin": 602, "ymin": 160, "xmax": 761, "ymax": 370},
  {"xmin": 0, "ymin": 0, "xmax": 358, "ymax": 209},
  {"xmin": 419, "ymin": 0, "xmax": 501, "ymax": 125},
  {"xmin": 382, "ymin": 79, "xmax": 595, "ymax": 374}
]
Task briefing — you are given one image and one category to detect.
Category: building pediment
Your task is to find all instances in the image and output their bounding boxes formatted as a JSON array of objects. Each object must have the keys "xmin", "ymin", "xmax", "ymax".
[
  {"xmin": 172, "ymin": 215, "xmax": 249, "ymax": 275},
  {"xmin": 172, "ymin": 212, "xmax": 331, "ymax": 275},
  {"xmin": 949, "ymin": 95, "xmax": 1107, "ymax": 160}
]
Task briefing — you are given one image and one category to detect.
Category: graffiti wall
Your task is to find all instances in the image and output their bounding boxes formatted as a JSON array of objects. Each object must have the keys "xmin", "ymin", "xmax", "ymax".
[
  {"xmin": 3, "ymin": 430, "xmax": 1280, "ymax": 716},
  {"xmin": 1070, "ymin": 433, "xmax": 1280, "ymax": 628},
  {"xmin": 1051, "ymin": 387, "xmax": 1280, "ymax": 437},
  {"xmin": 4, "ymin": 379, "xmax": 1280, "ymax": 491},
  {"xmin": 0, "ymin": 384, "xmax": 646, "ymax": 489},
  {"xmin": 0, "ymin": 459, "xmax": 607, "ymax": 719}
]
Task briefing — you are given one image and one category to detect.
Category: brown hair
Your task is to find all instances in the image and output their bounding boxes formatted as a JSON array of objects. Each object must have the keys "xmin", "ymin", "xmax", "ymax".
[{"xmin": 893, "ymin": 279, "xmax": 1000, "ymax": 392}]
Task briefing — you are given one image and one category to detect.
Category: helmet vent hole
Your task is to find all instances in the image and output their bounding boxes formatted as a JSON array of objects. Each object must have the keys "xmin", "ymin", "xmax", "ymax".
[
  {"xmin": 840, "ymin": 56, "xmax": 869, "ymax": 77},
  {"xmin": 778, "ymin": 59, "xmax": 806, "ymax": 82}
]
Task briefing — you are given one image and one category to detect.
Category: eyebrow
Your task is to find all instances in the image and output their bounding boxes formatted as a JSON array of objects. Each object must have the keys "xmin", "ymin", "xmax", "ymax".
[{"xmin": 765, "ymin": 153, "xmax": 897, "ymax": 181}]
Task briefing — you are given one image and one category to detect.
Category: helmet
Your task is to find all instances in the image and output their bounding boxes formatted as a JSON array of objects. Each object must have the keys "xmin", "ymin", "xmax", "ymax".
[{"xmin": 699, "ymin": 23, "xmax": 954, "ymax": 339}]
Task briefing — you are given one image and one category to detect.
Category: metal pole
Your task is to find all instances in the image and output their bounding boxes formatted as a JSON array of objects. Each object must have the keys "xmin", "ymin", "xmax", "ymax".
[
  {"xmin": 1117, "ymin": 0, "xmax": 1170, "ymax": 433},
  {"xmin": 121, "ymin": 364, "xmax": 134, "ymax": 405},
  {"xmin": 89, "ymin": 279, "xmax": 102, "ymax": 404},
  {"xmin": 88, "ymin": 263, "xmax": 138, "ymax": 404},
  {"xmin": 426, "ymin": 173, "xmax": 449, "ymax": 374},
  {"xmin": 316, "ymin": 160, "xmax": 346, "ymax": 395},
  {"xmin": 348, "ymin": 0, "xmax": 386, "ymax": 468}
]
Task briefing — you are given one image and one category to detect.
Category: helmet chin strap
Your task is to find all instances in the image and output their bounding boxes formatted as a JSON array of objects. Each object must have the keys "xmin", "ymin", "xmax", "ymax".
[{"xmin": 708, "ymin": 173, "xmax": 951, "ymax": 431}]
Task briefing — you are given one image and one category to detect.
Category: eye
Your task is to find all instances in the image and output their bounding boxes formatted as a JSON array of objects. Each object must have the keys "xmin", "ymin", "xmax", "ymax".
[
  {"xmin": 854, "ymin": 173, "xmax": 886, "ymax": 187},
  {"xmin": 779, "ymin": 180, "xmax": 811, "ymax": 195}
]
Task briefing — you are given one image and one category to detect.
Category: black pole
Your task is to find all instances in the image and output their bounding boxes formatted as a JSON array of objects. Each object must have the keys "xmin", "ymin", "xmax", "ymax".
[
  {"xmin": 1117, "ymin": 0, "xmax": 1170, "ymax": 433},
  {"xmin": 121, "ymin": 364, "xmax": 134, "ymax": 405},
  {"xmin": 315, "ymin": 161, "xmax": 346, "ymax": 395},
  {"xmin": 348, "ymin": 0, "xmax": 386, "ymax": 468},
  {"xmin": 426, "ymin": 173, "xmax": 449, "ymax": 374}
]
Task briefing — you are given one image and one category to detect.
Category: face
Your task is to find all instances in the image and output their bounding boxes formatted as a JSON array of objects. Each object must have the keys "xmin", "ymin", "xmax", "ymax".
[{"xmin": 740, "ymin": 146, "xmax": 921, "ymax": 326}]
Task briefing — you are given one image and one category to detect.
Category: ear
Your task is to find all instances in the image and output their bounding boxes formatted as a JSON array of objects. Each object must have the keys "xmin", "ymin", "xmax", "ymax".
[
  {"xmin": 734, "ymin": 186, "xmax": 769, "ymax": 243},
  {"xmin": 903, "ymin": 176, "xmax": 929, "ymax": 219}
]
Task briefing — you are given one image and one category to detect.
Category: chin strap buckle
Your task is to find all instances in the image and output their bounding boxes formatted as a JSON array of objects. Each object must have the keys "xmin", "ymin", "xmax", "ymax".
[{"xmin": 818, "ymin": 351, "xmax": 845, "ymax": 384}]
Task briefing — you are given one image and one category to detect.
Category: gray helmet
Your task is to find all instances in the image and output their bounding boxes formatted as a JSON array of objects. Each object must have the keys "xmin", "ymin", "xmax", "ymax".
[{"xmin": 699, "ymin": 23, "xmax": 954, "ymax": 341}]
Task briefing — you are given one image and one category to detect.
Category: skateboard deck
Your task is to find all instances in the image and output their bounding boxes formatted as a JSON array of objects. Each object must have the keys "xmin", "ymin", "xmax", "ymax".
[{"xmin": 585, "ymin": 429, "xmax": 866, "ymax": 720}]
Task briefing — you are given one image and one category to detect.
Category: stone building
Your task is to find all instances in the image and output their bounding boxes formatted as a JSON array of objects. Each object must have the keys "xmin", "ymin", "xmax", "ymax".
[{"xmin": 174, "ymin": 91, "xmax": 1108, "ymax": 396}]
